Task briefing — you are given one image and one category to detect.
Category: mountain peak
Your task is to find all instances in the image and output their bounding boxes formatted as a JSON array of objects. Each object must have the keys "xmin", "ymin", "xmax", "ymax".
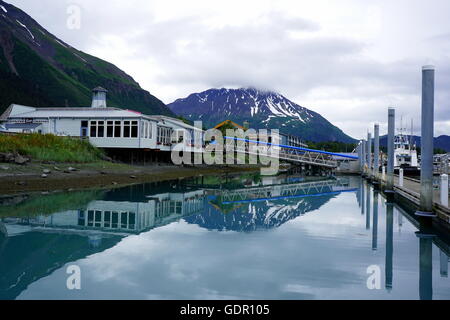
[{"xmin": 168, "ymin": 87, "xmax": 355, "ymax": 143}]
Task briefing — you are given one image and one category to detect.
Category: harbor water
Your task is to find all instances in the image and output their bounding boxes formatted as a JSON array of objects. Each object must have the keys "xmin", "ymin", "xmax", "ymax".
[{"xmin": 0, "ymin": 173, "xmax": 449, "ymax": 300}]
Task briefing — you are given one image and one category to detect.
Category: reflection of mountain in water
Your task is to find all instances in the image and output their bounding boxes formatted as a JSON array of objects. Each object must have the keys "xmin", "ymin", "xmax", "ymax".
[{"xmin": 186, "ymin": 195, "xmax": 335, "ymax": 232}]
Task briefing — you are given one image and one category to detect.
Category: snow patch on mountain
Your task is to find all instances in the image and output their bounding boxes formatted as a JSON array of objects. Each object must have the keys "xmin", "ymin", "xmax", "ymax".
[
  {"xmin": 168, "ymin": 87, "xmax": 356, "ymax": 143},
  {"xmin": 16, "ymin": 19, "xmax": 35, "ymax": 40}
]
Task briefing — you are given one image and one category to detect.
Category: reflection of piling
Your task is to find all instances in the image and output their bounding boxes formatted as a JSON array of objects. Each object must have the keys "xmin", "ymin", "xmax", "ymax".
[
  {"xmin": 372, "ymin": 191, "xmax": 379, "ymax": 251},
  {"xmin": 361, "ymin": 181, "xmax": 366, "ymax": 215},
  {"xmin": 366, "ymin": 184, "xmax": 371, "ymax": 230},
  {"xmin": 417, "ymin": 66, "xmax": 436, "ymax": 217},
  {"xmin": 440, "ymin": 250, "xmax": 448, "ymax": 278},
  {"xmin": 386, "ymin": 108, "xmax": 395, "ymax": 200},
  {"xmin": 385, "ymin": 202, "xmax": 394, "ymax": 291},
  {"xmin": 416, "ymin": 231, "xmax": 434, "ymax": 300}
]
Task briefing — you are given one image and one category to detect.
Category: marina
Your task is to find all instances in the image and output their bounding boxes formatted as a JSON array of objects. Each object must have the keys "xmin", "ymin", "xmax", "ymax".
[{"xmin": 0, "ymin": 1, "xmax": 449, "ymax": 304}]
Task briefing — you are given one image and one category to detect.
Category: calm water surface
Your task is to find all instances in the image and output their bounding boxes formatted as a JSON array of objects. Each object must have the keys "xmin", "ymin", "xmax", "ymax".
[{"xmin": 0, "ymin": 173, "xmax": 449, "ymax": 300}]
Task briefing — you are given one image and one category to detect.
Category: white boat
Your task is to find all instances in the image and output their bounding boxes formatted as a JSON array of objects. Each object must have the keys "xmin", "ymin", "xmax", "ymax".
[{"xmin": 394, "ymin": 131, "xmax": 420, "ymax": 176}]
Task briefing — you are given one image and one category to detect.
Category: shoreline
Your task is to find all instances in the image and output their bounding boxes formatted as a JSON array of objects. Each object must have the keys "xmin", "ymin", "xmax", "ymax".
[{"xmin": 0, "ymin": 161, "xmax": 261, "ymax": 195}]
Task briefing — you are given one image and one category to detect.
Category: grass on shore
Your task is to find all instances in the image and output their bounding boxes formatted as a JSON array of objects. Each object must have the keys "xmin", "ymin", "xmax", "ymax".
[
  {"xmin": 0, "ymin": 189, "xmax": 104, "ymax": 218},
  {"xmin": 0, "ymin": 133, "xmax": 104, "ymax": 163}
]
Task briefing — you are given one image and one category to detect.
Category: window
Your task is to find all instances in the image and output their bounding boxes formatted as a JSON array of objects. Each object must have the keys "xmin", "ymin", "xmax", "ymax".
[
  {"xmin": 107, "ymin": 121, "xmax": 114, "ymax": 137},
  {"xmin": 90, "ymin": 121, "xmax": 97, "ymax": 137},
  {"xmin": 148, "ymin": 122, "xmax": 152, "ymax": 139},
  {"xmin": 87, "ymin": 210, "xmax": 94, "ymax": 227},
  {"xmin": 142, "ymin": 121, "xmax": 146, "ymax": 139},
  {"xmin": 95, "ymin": 210, "xmax": 102, "ymax": 227},
  {"xmin": 104, "ymin": 211, "xmax": 111, "ymax": 228},
  {"xmin": 81, "ymin": 121, "xmax": 88, "ymax": 137},
  {"xmin": 121, "ymin": 212, "xmax": 128, "ymax": 228},
  {"xmin": 112, "ymin": 211, "xmax": 119, "ymax": 228},
  {"xmin": 124, "ymin": 121, "xmax": 131, "ymax": 138},
  {"xmin": 129, "ymin": 212, "xmax": 136, "ymax": 230},
  {"xmin": 131, "ymin": 121, "xmax": 138, "ymax": 138},
  {"xmin": 114, "ymin": 121, "xmax": 121, "ymax": 137},
  {"xmin": 97, "ymin": 121, "xmax": 105, "ymax": 138}
]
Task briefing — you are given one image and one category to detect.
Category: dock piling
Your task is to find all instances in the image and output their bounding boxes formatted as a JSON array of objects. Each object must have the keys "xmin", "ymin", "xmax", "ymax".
[
  {"xmin": 417, "ymin": 65, "xmax": 436, "ymax": 217},
  {"xmin": 362, "ymin": 140, "xmax": 366, "ymax": 175},
  {"xmin": 386, "ymin": 108, "xmax": 395, "ymax": 194},
  {"xmin": 374, "ymin": 124, "xmax": 380, "ymax": 179}
]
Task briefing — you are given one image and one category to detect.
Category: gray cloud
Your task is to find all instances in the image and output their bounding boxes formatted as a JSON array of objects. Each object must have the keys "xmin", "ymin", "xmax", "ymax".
[{"xmin": 5, "ymin": 0, "xmax": 450, "ymax": 138}]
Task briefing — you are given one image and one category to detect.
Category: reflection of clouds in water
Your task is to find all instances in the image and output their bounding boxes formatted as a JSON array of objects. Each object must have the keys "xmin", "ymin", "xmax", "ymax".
[
  {"xmin": 8, "ymin": 177, "xmax": 450, "ymax": 300},
  {"xmin": 66, "ymin": 217, "xmax": 368, "ymax": 299}
]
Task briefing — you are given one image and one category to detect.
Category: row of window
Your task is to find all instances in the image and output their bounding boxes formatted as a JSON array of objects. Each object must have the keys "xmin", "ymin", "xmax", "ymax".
[
  {"xmin": 84, "ymin": 120, "xmax": 172, "ymax": 142},
  {"xmin": 88, "ymin": 120, "xmax": 139, "ymax": 138},
  {"xmin": 79, "ymin": 210, "xmax": 137, "ymax": 230},
  {"xmin": 157, "ymin": 127, "xmax": 173, "ymax": 145}
]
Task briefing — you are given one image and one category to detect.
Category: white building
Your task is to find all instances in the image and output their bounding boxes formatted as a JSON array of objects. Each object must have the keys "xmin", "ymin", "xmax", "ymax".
[{"xmin": 0, "ymin": 87, "xmax": 204, "ymax": 153}]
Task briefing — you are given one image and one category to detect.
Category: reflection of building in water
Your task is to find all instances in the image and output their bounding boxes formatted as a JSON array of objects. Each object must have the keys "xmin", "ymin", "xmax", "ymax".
[
  {"xmin": 4, "ymin": 190, "xmax": 205, "ymax": 236},
  {"xmin": 216, "ymin": 178, "xmax": 353, "ymax": 205},
  {"xmin": 186, "ymin": 178, "xmax": 357, "ymax": 232}
]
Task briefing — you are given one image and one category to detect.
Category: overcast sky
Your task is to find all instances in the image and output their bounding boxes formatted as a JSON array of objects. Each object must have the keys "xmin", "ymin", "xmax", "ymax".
[{"xmin": 6, "ymin": 0, "xmax": 450, "ymax": 139}]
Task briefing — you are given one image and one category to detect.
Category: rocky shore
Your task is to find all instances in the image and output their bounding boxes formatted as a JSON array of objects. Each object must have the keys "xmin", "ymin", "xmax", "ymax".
[{"xmin": 0, "ymin": 160, "xmax": 260, "ymax": 195}]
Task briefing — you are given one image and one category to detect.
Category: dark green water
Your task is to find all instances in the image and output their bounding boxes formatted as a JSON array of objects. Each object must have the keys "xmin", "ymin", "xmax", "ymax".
[{"xmin": 0, "ymin": 173, "xmax": 449, "ymax": 300}]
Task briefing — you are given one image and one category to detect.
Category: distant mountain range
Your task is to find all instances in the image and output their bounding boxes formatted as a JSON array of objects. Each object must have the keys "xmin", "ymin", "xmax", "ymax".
[
  {"xmin": 168, "ymin": 88, "xmax": 356, "ymax": 143},
  {"xmin": 0, "ymin": 0, "xmax": 173, "ymax": 116},
  {"xmin": 380, "ymin": 135, "xmax": 450, "ymax": 152}
]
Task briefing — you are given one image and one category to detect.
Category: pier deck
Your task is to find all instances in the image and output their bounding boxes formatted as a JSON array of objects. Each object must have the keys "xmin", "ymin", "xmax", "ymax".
[{"xmin": 377, "ymin": 174, "xmax": 450, "ymax": 224}]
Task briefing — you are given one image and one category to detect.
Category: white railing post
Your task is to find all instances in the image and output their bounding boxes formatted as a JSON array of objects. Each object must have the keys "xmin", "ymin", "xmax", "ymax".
[
  {"xmin": 382, "ymin": 166, "xmax": 386, "ymax": 181},
  {"xmin": 441, "ymin": 174, "xmax": 449, "ymax": 207},
  {"xmin": 399, "ymin": 169, "xmax": 404, "ymax": 187}
]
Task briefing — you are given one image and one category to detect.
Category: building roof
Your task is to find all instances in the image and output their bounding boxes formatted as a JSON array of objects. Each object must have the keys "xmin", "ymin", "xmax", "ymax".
[
  {"xmin": 92, "ymin": 86, "xmax": 108, "ymax": 93},
  {"xmin": 149, "ymin": 115, "xmax": 204, "ymax": 131},
  {"xmin": 214, "ymin": 120, "xmax": 245, "ymax": 130},
  {"xmin": 0, "ymin": 104, "xmax": 36, "ymax": 121},
  {"xmin": 6, "ymin": 107, "xmax": 159, "ymax": 121}
]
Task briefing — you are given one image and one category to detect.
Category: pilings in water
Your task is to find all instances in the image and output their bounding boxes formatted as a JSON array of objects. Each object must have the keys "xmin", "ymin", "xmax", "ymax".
[
  {"xmin": 360, "ymin": 65, "xmax": 449, "ymax": 223},
  {"xmin": 416, "ymin": 65, "xmax": 436, "ymax": 218}
]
